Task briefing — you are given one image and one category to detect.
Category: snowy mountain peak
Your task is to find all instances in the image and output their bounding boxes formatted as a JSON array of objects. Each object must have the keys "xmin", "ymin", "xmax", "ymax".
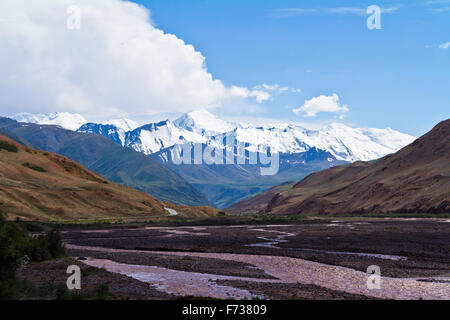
[
  {"xmin": 173, "ymin": 109, "xmax": 235, "ymax": 135},
  {"xmin": 11, "ymin": 110, "xmax": 416, "ymax": 164},
  {"xmin": 12, "ymin": 112, "xmax": 87, "ymax": 131},
  {"xmin": 105, "ymin": 118, "xmax": 140, "ymax": 132},
  {"xmin": 320, "ymin": 123, "xmax": 415, "ymax": 161},
  {"xmin": 125, "ymin": 119, "xmax": 207, "ymax": 155},
  {"xmin": 322, "ymin": 122, "xmax": 351, "ymax": 131}
]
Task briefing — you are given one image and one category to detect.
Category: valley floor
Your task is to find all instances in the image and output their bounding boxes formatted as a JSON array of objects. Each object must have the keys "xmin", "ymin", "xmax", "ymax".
[{"xmin": 25, "ymin": 218, "xmax": 450, "ymax": 300}]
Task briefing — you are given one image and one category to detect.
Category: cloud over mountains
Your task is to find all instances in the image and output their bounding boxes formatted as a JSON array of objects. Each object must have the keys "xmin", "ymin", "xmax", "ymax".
[
  {"xmin": 0, "ymin": 0, "xmax": 271, "ymax": 120},
  {"xmin": 293, "ymin": 94, "xmax": 349, "ymax": 118}
]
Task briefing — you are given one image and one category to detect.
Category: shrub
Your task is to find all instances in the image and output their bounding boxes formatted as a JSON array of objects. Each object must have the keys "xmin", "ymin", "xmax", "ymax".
[
  {"xmin": 0, "ymin": 214, "xmax": 66, "ymax": 299},
  {"xmin": 0, "ymin": 140, "xmax": 18, "ymax": 153},
  {"xmin": 25, "ymin": 231, "xmax": 66, "ymax": 262},
  {"xmin": 22, "ymin": 162, "xmax": 47, "ymax": 173},
  {"xmin": 0, "ymin": 215, "xmax": 28, "ymax": 299}
]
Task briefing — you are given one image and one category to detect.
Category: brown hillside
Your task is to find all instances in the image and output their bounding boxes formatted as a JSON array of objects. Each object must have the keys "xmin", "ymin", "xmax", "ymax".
[
  {"xmin": 265, "ymin": 119, "xmax": 450, "ymax": 215},
  {"xmin": 227, "ymin": 182, "xmax": 295, "ymax": 215},
  {"xmin": 0, "ymin": 135, "xmax": 217, "ymax": 221}
]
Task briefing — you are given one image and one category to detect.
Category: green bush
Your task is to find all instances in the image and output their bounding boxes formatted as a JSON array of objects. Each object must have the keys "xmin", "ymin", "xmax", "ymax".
[
  {"xmin": 0, "ymin": 140, "xmax": 18, "ymax": 153},
  {"xmin": 0, "ymin": 214, "xmax": 66, "ymax": 299},
  {"xmin": 0, "ymin": 215, "xmax": 28, "ymax": 299},
  {"xmin": 22, "ymin": 162, "xmax": 47, "ymax": 173},
  {"xmin": 25, "ymin": 231, "xmax": 66, "ymax": 262}
]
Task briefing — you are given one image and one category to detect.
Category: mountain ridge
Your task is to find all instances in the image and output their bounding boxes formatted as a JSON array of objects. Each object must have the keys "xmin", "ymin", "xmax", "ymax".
[
  {"xmin": 0, "ymin": 134, "xmax": 218, "ymax": 221},
  {"xmin": 10, "ymin": 110, "xmax": 416, "ymax": 163},
  {"xmin": 8, "ymin": 110, "xmax": 417, "ymax": 208},
  {"xmin": 80, "ymin": 110, "xmax": 415, "ymax": 163},
  {"xmin": 12, "ymin": 112, "xmax": 87, "ymax": 131},
  {"xmin": 0, "ymin": 117, "xmax": 210, "ymax": 207},
  {"xmin": 261, "ymin": 119, "xmax": 450, "ymax": 215}
]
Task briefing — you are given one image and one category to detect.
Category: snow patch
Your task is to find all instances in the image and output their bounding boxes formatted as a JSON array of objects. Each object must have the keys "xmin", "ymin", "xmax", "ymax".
[
  {"xmin": 12, "ymin": 112, "xmax": 87, "ymax": 131},
  {"xmin": 165, "ymin": 207, "xmax": 179, "ymax": 217}
]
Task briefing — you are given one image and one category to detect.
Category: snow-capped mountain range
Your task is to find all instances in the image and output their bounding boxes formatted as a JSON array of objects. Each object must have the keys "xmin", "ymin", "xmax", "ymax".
[
  {"xmin": 10, "ymin": 110, "xmax": 416, "ymax": 163},
  {"xmin": 12, "ymin": 112, "xmax": 87, "ymax": 131},
  {"xmin": 8, "ymin": 110, "xmax": 417, "ymax": 208}
]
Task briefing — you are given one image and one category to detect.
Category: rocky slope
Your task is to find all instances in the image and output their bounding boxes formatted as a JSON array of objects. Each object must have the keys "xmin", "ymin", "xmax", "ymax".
[{"xmin": 227, "ymin": 181, "xmax": 295, "ymax": 215}]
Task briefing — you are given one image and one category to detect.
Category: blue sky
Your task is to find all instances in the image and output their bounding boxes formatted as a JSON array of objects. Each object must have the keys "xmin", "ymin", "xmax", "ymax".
[{"xmin": 132, "ymin": 0, "xmax": 449, "ymax": 136}]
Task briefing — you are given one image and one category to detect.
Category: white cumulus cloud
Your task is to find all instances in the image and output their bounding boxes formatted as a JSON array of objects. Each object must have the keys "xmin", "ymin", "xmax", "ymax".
[
  {"xmin": 229, "ymin": 86, "xmax": 271, "ymax": 104},
  {"xmin": 293, "ymin": 94, "xmax": 349, "ymax": 117},
  {"xmin": 253, "ymin": 84, "xmax": 301, "ymax": 95},
  {"xmin": 0, "ymin": 0, "xmax": 266, "ymax": 120},
  {"xmin": 439, "ymin": 42, "xmax": 450, "ymax": 49}
]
